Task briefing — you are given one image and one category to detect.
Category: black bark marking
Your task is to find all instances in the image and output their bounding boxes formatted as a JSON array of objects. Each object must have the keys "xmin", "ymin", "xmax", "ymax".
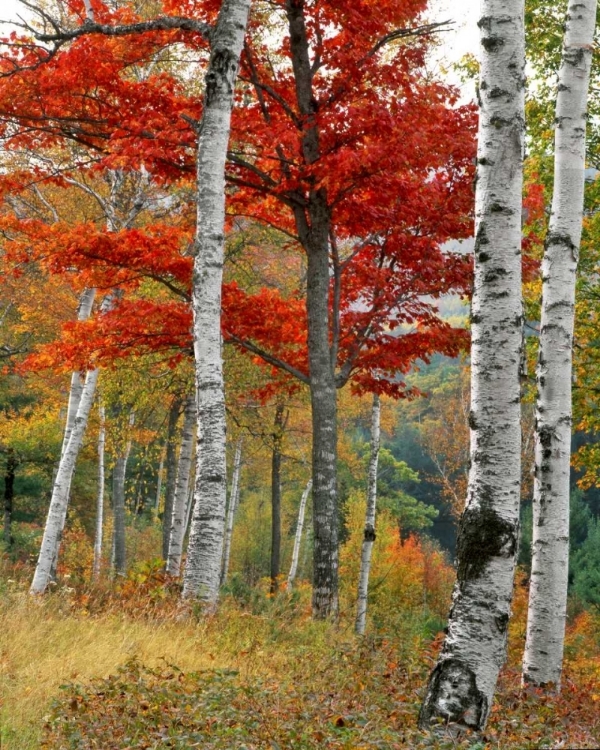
[
  {"xmin": 363, "ymin": 524, "xmax": 376, "ymax": 542},
  {"xmin": 481, "ymin": 36, "xmax": 505, "ymax": 53},
  {"xmin": 418, "ymin": 658, "xmax": 488, "ymax": 729},
  {"xmin": 205, "ymin": 49, "xmax": 238, "ymax": 107},
  {"xmin": 456, "ymin": 494, "xmax": 517, "ymax": 581}
]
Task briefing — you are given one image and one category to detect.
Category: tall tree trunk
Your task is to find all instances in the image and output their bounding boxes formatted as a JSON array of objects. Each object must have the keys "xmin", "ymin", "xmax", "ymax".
[
  {"xmin": 93, "ymin": 403, "xmax": 106, "ymax": 581},
  {"xmin": 285, "ymin": 0, "xmax": 339, "ymax": 620},
  {"xmin": 355, "ymin": 394, "xmax": 381, "ymax": 636},
  {"xmin": 30, "ymin": 367, "xmax": 101, "ymax": 594},
  {"xmin": 3, "ymin": 447, "xmax": 16, "ymax": 547},
  {"xmin": 48, "ymin": 287, "xmax": 97, "ymax": 582},
  {"xmin": 221, "ymin": 437, "xmax": 243, "ymax": 586},
  {"xmin": 182, "ymin": 0, "xmax": 252, "ymax": 606},
  {"xmin": 287, "ymin": 478, "xmax": 312, "ymax": 592},
  {"xmin": 112, "ymin": 410, "xmax": 135, "ymax": 577},
  {"xmin": 162, "ymin": 398, "xmax": 181, "ymax": 560},
  {"xmin": 523, "ymin": 0, "xmax": 596, "ymax": 689},
  {"xmin": 419, "ymin": 0, "xmax": 525, "ymax": 730},
  {"xmin": 270, "ymin": 402, "xmax": 285, "ymax": 594},
  {"xmin": 62, "ymin": 289, "xmax": 96, "ymax": 455},
  {"xmin": 166, "ymin": 396, "xmax": 196, "ymax": 577}
]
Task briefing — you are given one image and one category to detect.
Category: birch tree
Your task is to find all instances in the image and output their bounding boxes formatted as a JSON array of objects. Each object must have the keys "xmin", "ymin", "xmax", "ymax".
[
  {"xmin": 93, "ymin": 402, "xmax": 106, "ymax": 581},
  {"xmin": 166, "ymin": 396, "xmax": 196, "ymax": 577},
  {"xmin": 419, "ymin": 0, "xmax": 525, "ymax": 730},
  {"xmin": 523, "ymin": 0, "xmax": 597, "ymax": 688},
  {"xmin": 112, "ymin": 410, "xmax": 135, "ymax": 576},
  {"xmin": 162, "ymin": 398, "xmax": 182, "ymax": 560},
  {"xmin": 221, "ymin": 438, "xmax": 243, "ymax": 586},
  {"xmin": 287, "ymin": 479, "xmax": 312, "ymax": 592},
  {"xmin": 355, "ymin": 394, "xmax": 381, "ymax": 636},
  {"xmin": 30, "ymin": 292, "xmax": 115, "ymax": 595},
  {"xmin": 181, "ymin": 0, "xmax": 252, "ymax": 605}
]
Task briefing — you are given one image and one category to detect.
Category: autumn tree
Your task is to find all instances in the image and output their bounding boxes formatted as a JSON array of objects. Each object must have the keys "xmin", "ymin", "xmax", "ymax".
[{"xmin": 523, "ymin": 0, "xmax": 597, "ymax": 689}]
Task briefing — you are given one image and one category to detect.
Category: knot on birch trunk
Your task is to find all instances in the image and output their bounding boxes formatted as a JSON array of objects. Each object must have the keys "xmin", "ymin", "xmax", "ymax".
[
  {"xmin": 418, "ymin": 658, "xmax": 488, "ymax": 730},
  {"xmin": 456, "ymin": 500, "xmax": 517, "ymax": 581},
  {"xmin": 363, "ymin": 524, "xmax": 376, "ymax": 542}
]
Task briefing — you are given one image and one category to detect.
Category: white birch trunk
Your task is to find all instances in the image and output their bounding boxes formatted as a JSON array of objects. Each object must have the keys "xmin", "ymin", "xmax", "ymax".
[
  {"xmin": 523, "ymin": 0, "xmax": 596, "ymax": 688},
  {"xmin": 221, "ymin": 438, "xmax": 243, "ymax": 586},
  {"xmin": 93, "ymin": 403, "xmax": 106, "ymax": 581},
  {"xmin": 166, "ymin": 396, "xmax": 197, "ymax": 577},
  {"xmin": 31, "ymin": 291, "xmax": 115, "ymax": 595},
  {"xmin": 30, "ymin": 367, "xmax": 101, "ymax": 594},
  {"xmin": 112, "ymin": 410, "xmax": 135, "ymax": 576},
  {"xmin": 355, "ymin": 394, "xmax": 381, "ymax": 635},
  {"xmin": 62, "ymin": 288, "xmax": 96, "ymax": 454},
  {"xmin": 287, "ymin": 479, "xmax": 312, "ymax": 592},
  {"xmin": 182, "ymin": 0, "xmax": 252, "ymax": 605},
  {"xmin": 419, "ymin": 0, "xmax": 525, "ymax": 730},
  {"xmin": 48, "ymin": 287, "xmax": 97, "ymax": 581}
]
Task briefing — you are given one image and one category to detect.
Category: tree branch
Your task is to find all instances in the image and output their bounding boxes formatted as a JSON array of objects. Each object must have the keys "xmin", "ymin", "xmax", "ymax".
[{"xmin": 225, "ymin": 333, "xmax": 310, "ymax": 385}]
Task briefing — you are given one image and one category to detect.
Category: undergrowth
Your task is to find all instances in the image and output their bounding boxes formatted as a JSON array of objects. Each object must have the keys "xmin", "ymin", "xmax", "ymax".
[{"xmin": 1, "ymin": 549, "xmax": 599, "ymax": 749}]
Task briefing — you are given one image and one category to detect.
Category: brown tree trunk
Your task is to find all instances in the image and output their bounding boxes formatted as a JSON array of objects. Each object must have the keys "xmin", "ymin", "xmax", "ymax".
[
  {"xmin": 286, "ymin": 0, "xmax": 339, "ymax": 620},
  {"xmin": 3, "ymin": 447, "xmax": 16, "ymax": 546}
]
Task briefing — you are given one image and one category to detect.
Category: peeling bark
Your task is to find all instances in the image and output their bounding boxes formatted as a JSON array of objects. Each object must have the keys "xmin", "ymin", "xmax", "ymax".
[
  {"xmin": 419, "ymin": 0, "xmax": 525, "ymax": 730},
  {"xmin": 523, "ymin": 0, "xmax": 596, "ymax": 689},
  {"xmin": 182, "ymin": 0, "xmax": 251, "ymax": 606}
]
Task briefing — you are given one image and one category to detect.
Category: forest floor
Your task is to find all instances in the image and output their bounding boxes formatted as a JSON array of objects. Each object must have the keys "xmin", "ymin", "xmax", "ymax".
[{"xmin": 1, "ymin": 569, "xmax": 599, "ymax": 750}]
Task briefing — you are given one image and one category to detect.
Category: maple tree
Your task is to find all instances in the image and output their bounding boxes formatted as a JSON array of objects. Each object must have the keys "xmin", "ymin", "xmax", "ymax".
[{"xmin": 0, "ymin": 0, "xmax": 477, "ymax": 616}]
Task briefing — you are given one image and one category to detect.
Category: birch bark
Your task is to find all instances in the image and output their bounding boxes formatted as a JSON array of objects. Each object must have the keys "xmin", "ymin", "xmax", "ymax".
[
  {"xmin": 166, "ymin": 396, "xmax": 196, "ymax": 577},
  {"xmin": 287, "ymin": 479, "xmax": 312, "ymax": 592},
  {"xmin": 112, "ymin": 410, "xmax": 135, "ymax": 576},
  {"xmin": 62, "ymin": 289, "xmax": 96, "ymax": 454},
  {"xmin": 30, "ymin": 292, "xmax": 114, "ymax": 595},
  {"xmin": 30, "ymin": 366, "xmax": 101, "ymax": 594},
  {"xmin": 221, "ymin": 438, "xmax": 242, "ymax": 586},
  {"xmin": 419, "ymin": 0, "xmax": 525, "ymax": 729},
  {"xmin": 355, "ymin": 394, "xmax": 381, "ymax": 636},
  {"xmin": 93, "ymin": 403, "xmax": 106, "ymax": 581},
  {"xmin": 523, "ymin": 0, "xmax": 597, "ymax": 688},
  {"xmin": 162, "ymin": 398, "xmax": 181, "ymax": 560},
  {"xmin": 182, "ymin": 0, "xmax": 252, "ymax": 605}
]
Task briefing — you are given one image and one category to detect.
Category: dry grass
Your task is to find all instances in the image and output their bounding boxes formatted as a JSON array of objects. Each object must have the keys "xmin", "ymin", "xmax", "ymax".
[{"xmin": 0, "ymin": 582, "xmax": 336, "ymax": 749}]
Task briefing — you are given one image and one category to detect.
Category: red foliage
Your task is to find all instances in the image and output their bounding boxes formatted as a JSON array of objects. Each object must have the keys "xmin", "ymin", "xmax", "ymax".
[{"xmin": 0, "ymin": 0, "xmax": 477, "ymax": 400}]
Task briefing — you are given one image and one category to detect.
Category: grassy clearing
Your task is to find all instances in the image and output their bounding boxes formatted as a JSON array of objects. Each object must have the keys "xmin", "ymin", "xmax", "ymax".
[{"xmin": 1, "ymin": 569, "xmax": 599, "ymax": 749}]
